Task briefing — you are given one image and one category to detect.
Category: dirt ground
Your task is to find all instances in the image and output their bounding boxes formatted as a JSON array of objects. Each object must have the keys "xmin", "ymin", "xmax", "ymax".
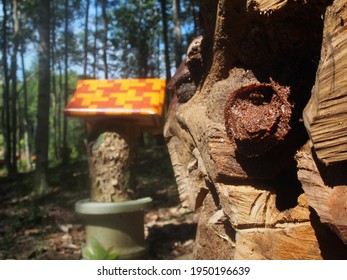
[{"xmin": 0, "ymin": 146, "xmax": 197, "ymax": 260}]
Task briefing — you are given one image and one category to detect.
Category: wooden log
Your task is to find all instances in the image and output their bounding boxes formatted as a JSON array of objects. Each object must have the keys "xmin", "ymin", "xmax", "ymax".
[
  {"xmin": 165, "ymin": 67, "xmax": 333, "ymax": 259},
  {"xmin": 296, "ymin": 141, "xmax": 347, "ymax": 244},
  {"xmin": 164, "ymin": 0, "xmax": 347, "ymax": 259},
  {"xmin": 303, "ymin": 0, "xmax": 347, "ymax": 165}
]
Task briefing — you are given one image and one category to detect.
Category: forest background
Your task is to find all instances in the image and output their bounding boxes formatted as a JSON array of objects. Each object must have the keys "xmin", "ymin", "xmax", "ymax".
[{"xmin": 0, "ymin": 0, "xmax": 200, "ymax": 193}]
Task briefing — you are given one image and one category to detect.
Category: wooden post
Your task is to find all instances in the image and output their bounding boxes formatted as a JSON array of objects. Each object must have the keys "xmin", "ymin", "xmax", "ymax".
[{"xmin": 86, "ymin": 126, "xmax": 140, "ymax": 202}]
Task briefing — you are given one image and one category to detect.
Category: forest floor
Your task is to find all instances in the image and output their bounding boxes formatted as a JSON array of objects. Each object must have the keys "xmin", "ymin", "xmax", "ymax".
[{"xmin": 0, "ymin": 145, "xmax": 197, "ymax": 260}]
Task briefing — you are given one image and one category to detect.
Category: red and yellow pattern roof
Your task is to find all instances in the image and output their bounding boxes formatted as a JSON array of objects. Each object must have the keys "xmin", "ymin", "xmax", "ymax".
[
  {"xmin": 64, "ymin": 79, "xmax": 166, "ymax": 130},
  {"xmin": 64, "ymin": 78, "xmax": 165, "ymax": 117}
]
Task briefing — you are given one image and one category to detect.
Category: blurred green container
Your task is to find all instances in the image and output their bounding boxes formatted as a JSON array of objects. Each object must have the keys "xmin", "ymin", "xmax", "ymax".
[{"xmin": 75, "ymin": 197, "xmax": 152, "ymax": 259}]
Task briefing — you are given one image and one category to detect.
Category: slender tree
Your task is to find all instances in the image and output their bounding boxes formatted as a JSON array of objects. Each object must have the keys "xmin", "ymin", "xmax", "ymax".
[
  {"xmin": 189, "ymin": 0, "xmax": 198, "ymax": 36},
  {"xmin": 93, "ymin": 0, "xmax": 99, "ymax": 78},
  {"xmin": 51, "ymin": 0, "xmax": 59, "ymax": 160},
  {"xmin": 172, "ymin": 0, "xmax": 182, "ymax": 68},
  {"xmin": 34, "ymin": 0, "xmax": 50, "ymax": 194},
  {"xmin": 18, "ymin": 0, "xmax": 32, "ymax": 170},
  {"xmin": 20, "ymin": 42, "xmax": 31, "ymax": 169},
  {"xmin": 159, "ymin": 0, "xmax": 171, "ymax": 82},
  {"xmin": 62, "ymin": 0, "xmax": 69, "ymax": 164},
  {"xmin": 9, "ymin": 0, "xmax": 20, "ymax": 175},
  {"xmin": 101, "ymin": 0, "xmax": 108, "ymax": 78},
  {"xmin": 1, "ymin": 0, "xmax": 12, "ymax": 176},
  {"xmin": 83, "ymin": 0, "xmax": 90, "ymax": 76}
]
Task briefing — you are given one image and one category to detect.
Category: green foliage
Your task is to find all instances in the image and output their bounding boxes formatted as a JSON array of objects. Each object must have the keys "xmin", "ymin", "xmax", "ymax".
[
  {"xmin": 0, "ymin": 134, "xmax": 3, "ymax": 148},
  {"xmin": 82, "ymin": 238, "xmax": 119, "ymax": 260}
]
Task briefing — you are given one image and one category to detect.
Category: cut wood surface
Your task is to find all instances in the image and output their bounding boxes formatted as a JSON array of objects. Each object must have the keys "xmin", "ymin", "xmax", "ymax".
[
  {"xmin": 303, "ymin": 0, "xmax": 347, "ymax": 165},
  {"xmin": 296, "ymin": 141, "xmax": 347, "ymax": 244},
  {"xmin": 248, "ymin": 0, "xmax": 288, "ymax": 12}
]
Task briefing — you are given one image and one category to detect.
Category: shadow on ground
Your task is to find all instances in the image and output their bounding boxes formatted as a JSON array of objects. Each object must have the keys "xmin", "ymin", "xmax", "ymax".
[{"xmin": 0, "ymin": 145, "xmax": 197, "ymax": 260}]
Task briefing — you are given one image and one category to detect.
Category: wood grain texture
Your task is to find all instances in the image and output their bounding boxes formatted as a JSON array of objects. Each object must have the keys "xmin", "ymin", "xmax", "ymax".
[
  {"xmin": 296, "ymin": 141, "xmax": 347, "ymax": 244},
  {"xmin": 164, "ymin": 0, "xmax": 346, "ymax": 259},
  {"xmin": 303, "ymin": 0, "xmax": 347, "ymax": 165},
  {"xmin": 247, "ymin": 0, "xmax": 288, "ymax": 12}
]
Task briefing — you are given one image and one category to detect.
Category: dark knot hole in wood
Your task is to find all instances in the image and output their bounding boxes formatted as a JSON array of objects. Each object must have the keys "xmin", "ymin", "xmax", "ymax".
[{"xmin": 224, "ymin": 81, "xmax": 292, "ymax": 157}]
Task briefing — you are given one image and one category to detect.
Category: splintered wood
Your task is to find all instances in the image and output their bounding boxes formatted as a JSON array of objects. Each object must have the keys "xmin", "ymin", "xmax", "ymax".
[
  {"xmin": 247, "ymin": 0, "xmax": 288, "ymax": 13},
  {"xmin": 296, "ymin": 141, "xmax": 347, "ymax": 244},
  {"xmin": 304, "ymin": 0, "xmax": 347, "ymax": 165}
]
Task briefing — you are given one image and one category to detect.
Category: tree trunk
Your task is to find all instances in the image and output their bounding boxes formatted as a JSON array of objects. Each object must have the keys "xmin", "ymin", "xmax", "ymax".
[
  {"xmin": 20, "ymin": 43, "xmax": 31, "ymax": 170},
  {"xmin": 9, "ymin": 0, "xmax": 20, "ymax": 175},
  {"xmin": 1, "ymin": 0, "xmax": 12, "ymax": 176},
  {"xmin": 164, "ymin": 0, "xmax": 347, "ymax": 259},
  {"xmin": 83, "ymin": 0, "xmax": 90, "ymax": 77},
  {"xmin": 92, "ymin": 0, "xmax": 98, "ymax": 78},
  {"xmin": 160, "ymin": 0, "xmax": 172, "ymax": 114},
  {"xmin": 51, "ymin": 75, "xmax": 59, "ymax": 160},
  {"xmin": 57, "ymin": 53, "xmax": 63, "ymax": 156},
  {"xmin": 172, "ymin": 0, "xmax": 183, "ymax": 68},
  {"xmin": 160, "ymin": 0, "xmax": 171, "ymax": 83},
  {"xmin": 18, "ymin": 0, "xmax": 32, "ymax": 170},
  {"xmin": 137, "ymin": 1, "xmax": 150, "ymax": 78},
  {"xmin": 51, "ymin": 1, "xmax": 59, "ymax": 160},
  {"xmin": 189, "ymin": 0, "xmax": 198, "ymax": 36},
  {"xmin": 62, "ymin": 0, "xmax": 69, "ymax": 164},
  {"xmin": 34, "ymin": 0, "xmax": 50, "ymax": 195},
  {"xmin": 101, "ymin": 0, "xmax": 108, "ymax": 79}
]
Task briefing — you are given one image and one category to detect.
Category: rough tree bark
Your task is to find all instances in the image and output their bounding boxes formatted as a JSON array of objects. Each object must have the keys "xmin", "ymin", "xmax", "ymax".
[
  {"xmin": 92, "ymin": 0, "xmax": 98, "ymax": 78},
  {"xmin": 10, "ymin": 0, "xmax": 20, "ymax": 175},
  {"xmin": 1, "ymin": 0, "xmax": 12, "ymax": 175},
  {"xmin": 83, "ymin": 0, "xmax": 90, "ymax": 77},
  {"xmin": 101, "ymin": 0, "xmax": 109, "ymax": 79},
  {"xmin": 160, "ymin": 0, "xmax": 171, "ymax": 83},
  {"xmin": 20, "ymin": 36, "xmax": 31, "ymax": 170},
  {"xmin": 62, "ymin": 0, "xmax": 69, "ymax": 164},
  {"xmin": 164, "ymin": 0, "xmax": 347, "ymax": 259},
  {"xmin": 172, "ymin": 0, "xmax": 183, "ymax": 68},
  {"xmin": 86, "ymin": 122, "xmax": 140, "ymax": 202}
]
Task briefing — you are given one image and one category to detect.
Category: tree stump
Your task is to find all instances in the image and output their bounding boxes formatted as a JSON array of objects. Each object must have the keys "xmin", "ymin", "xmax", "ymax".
[{"xmin": 164, "ymin": 0, "xmax": 347, "ymax": 259}]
